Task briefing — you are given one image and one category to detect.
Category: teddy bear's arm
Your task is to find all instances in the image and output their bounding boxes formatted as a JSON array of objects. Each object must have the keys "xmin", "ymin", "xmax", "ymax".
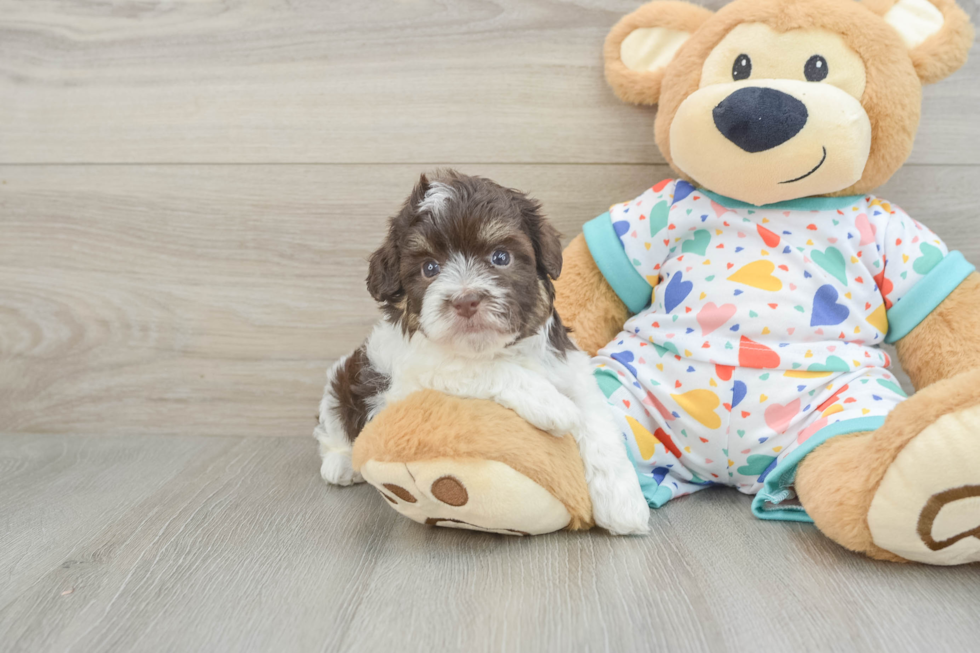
[
  {"xmin": 894, "ymin": 272, "xmax": 980, "ymax": 390},
  {"xmin": 554, "ymin": 234, "xmax": 633, "ymax": 356}
]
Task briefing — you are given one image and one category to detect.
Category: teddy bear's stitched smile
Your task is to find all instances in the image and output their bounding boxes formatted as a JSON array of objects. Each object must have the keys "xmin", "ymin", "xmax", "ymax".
[{"xmin": 779, "ymin": 146, "xmax": 827, "ymax": 184}]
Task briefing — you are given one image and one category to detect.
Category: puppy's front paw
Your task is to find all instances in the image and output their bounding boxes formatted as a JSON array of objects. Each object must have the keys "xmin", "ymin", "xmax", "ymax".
[
  {"xmin": 529, "ymin": 413, "xmax": 575, "ymax": 438},
  {"xmin": 590, "ymin": 475, "xmax": 650, "ymax": 535},
  {"xmin": 320, "ymin": 451, "xmax": 364, "ymax": 486},
  {"xmin": 530, "ymin": 395, "xmax": 582, "ymax": 437}
]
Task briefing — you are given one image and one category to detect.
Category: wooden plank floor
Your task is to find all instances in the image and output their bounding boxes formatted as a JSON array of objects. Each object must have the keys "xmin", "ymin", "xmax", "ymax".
[
  {"xmin": 1, "ymin": 434, "xmax": 978, "ymax": 653},
  {"xmin": 2, "ymin": 1, "xmax": 980, "ymax": 651}
]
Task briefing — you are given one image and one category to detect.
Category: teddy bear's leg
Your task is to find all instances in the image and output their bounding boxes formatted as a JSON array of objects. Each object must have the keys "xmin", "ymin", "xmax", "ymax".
[
  {"xmin": 794, "ymin": 369, "xmax": 980, "ymax": 564},
  {"xmin": 351, "ymin": 389, "xmax": 594, "ymax": 535}
]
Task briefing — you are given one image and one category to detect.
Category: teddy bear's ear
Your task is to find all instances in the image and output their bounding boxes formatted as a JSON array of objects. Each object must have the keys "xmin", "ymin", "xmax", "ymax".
[
  {"xmin": 867, "ymin": 0, "xmax": 974, "ymax": 84},
  {"xmin": 604, "ymin": 1, "xmax": 714, "ymax": 105}
]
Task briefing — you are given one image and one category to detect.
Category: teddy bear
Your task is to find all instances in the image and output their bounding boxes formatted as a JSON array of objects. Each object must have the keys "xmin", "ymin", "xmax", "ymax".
[{"xmin": 348, "ymin": 0, "xmax": 980, "ymax": 565}]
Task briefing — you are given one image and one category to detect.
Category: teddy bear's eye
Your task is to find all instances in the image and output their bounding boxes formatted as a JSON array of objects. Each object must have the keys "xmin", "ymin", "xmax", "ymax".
[
  {"xmin": 732, "ymin": 54, "xmax": 752, "ymax": 81},
  {"xmin": 804, "ymin": 55, "xmax": 829, "ymax": 82}
]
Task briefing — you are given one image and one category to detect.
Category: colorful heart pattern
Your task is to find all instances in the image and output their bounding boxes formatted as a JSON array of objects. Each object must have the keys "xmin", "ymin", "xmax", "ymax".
[
  {"xmin": 595, "ymin": 180, "xmax": 952, "ymax": 504},
  {"xmin": 696, "ymin": 302, "xmax": 737, "ymax": 336},
  {"xmin": 681, "ymin": 229, "xmax": 711, "ymax": 256},
  {"xmin": 663, "ymin": 271, "xmax": 693, "ymax": 313},
  {"xmin": 669, "ymin": 389, "xmax": 722, "ymax": 429},
  {"xmin": 855, "ymin": 213, "xmax": 876, "ymax": 246},
  {"xmin": 811, "ymin": 247, "xmax": 848, "ymax": 286},
  {"xmin": 913, "ymin": 243, "xmax": 943, "ymax": 275},
  {"xmin": 738, "ymin": 336, "xmax": 780, "ymax": 369},
  {"xmin": 604, "ymin": 361, "xmax": 910, "ymax": 502},
  {"xmin": 727, "ymin": 260, "xmax": 783, "ymax": 291},
  {"xmin": 648, "ymin": 200, "xmax": 669, "ymax": 237},
  {"xmin": 810, "ymin": 285, "xmax": 850, "ymax": 327},
  {"xmin": 764, "ymin": 399, "xmax": 800, "ymax": 434}
]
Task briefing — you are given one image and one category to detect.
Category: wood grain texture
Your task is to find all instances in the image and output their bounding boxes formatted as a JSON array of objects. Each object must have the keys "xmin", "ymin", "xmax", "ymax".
[
  {"xmin": 4, "ymin": 164, "xmax": 978, "ymax": 436},
  {"xmin": 0, "ymin": 163, "xmax": 665, "ymax": 436},
  {"xmin": 0, "ymin": 434, "xmax": 978, "ymax": 653},
  {"xmin": 0, "ymin": 0, "xmax": 977, "ymax": 165}
]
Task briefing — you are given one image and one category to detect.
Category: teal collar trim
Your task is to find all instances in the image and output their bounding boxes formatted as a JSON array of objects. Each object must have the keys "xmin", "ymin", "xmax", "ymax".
[
  {"xmin": 582, "ymin": 213, "xmax": 653, "ymax": 315},
  {"xmin": 751, "ymin": 416, "xmax": 886, "ymax": 522},
  {"xmin": 700, "ymin": 189, "xmax": 866, "ymax": 212},
  {"xmin": 885, "ymin": 251, "xmax": 975, "ymax": 343}
]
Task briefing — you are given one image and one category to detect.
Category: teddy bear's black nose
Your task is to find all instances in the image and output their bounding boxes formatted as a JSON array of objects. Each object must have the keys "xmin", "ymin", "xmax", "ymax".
[{"xmin": 713, "ymin": 87, "xmax": 808, "ymax": 153}]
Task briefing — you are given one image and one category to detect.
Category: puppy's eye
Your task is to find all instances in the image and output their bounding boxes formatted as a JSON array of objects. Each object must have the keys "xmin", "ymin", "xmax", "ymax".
[
  {"xmin": 490, "ymin": 250, "xmax": 511, "ymax": 267},
  {"xmin": 732, "ymin": 54, "xmax": 751, "ymax": 81},
  {"xmin": 421, "ymin": 260, "xmax": 441, "ymax": 278},
  {"xmin": 804, "ymin": 55, "xmax": 828, "ymax": 82}
]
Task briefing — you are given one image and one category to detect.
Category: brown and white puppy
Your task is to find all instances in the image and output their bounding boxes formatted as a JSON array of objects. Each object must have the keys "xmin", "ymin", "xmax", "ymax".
[{"xmin": 315, "ymin": 171, "xmax": 649, "ymax": 535}]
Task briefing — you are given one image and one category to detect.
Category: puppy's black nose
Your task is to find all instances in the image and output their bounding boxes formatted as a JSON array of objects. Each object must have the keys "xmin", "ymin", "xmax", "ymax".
[
  {"xmin": 712, "ymin": 87, "xmax": 808, "ymax": 153},
  {"xmin": 452, "ymin": 294, "xmax": 482, "ymax": 318}
]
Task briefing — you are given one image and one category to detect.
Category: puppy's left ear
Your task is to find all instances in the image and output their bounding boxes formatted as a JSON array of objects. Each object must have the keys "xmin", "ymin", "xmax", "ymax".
[
  {"xmin": 518, "ymin": 196, "xmax": 563, "ymax": 280},
  {"xmin": 868, "ymin": 0, "xmax": 974, "ymax": 84}
]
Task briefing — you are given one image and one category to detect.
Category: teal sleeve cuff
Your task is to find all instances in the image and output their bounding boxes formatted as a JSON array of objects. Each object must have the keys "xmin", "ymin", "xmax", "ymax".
[
  {"xmin": 885, "ymin": 250, "xmax": 975, "ymax": 343},
  {"xmin": 582, "ymin": 213, "xmax": 653, "ymax": 315}
]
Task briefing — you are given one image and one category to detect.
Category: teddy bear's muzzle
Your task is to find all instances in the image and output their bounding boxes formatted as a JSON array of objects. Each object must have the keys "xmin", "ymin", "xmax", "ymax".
[{"xmin": 669, "ymin": 79, "xmax": 871, "ymax": 206}]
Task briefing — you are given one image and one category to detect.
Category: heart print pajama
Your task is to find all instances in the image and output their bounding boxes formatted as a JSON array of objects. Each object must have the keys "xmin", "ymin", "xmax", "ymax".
[{"xmin": 582, "ymin": 179, "xmax": 974, "ymax": 521}]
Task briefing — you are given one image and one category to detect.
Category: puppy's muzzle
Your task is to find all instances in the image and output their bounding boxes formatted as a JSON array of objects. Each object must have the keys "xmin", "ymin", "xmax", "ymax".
[{"xmin": 713, "ymin": 87, "xmax": 808, "ymax": 153}]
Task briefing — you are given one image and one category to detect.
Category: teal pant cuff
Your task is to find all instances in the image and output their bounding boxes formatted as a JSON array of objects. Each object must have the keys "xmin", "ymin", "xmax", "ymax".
[
  {"xmin": 751, "ymin": 416, "xmax": 887, "ymax": 522},
  {"xmin": 623, "ymin": 440, "xmax": 672, "ymax": 508}
]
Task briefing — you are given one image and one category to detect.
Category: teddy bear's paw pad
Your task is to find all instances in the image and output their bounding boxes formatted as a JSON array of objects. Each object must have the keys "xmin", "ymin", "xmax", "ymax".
[
  {"xmin": 359, "ymin": 457, "xmax": 572, "ymax": 536},
  {"xmin": 868, "ymin": 405, "xmax": 980, "ymax": 565}
]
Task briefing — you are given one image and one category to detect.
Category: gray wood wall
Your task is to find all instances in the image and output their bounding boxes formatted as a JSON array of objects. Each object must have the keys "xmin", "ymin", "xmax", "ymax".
[{"xmin": 3, "ymin": 0, "xmax": 979, "ymax": 438}]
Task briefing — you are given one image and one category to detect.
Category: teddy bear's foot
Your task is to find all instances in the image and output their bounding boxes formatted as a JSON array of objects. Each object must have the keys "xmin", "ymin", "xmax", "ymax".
[
  {"xmin": 797, "ymin": 373, "xmax": 980, "ymax": 565},
  {"xmin": 350, "ymin": 390, "xmax": 595, "ymax": 535},
  {"xmin": 360, "ymin": 457, "xmax": 575, "ymax": 536},
  {"xmin": 866, "ymin": 405, "xmax": 980, "ymax": 565}
]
